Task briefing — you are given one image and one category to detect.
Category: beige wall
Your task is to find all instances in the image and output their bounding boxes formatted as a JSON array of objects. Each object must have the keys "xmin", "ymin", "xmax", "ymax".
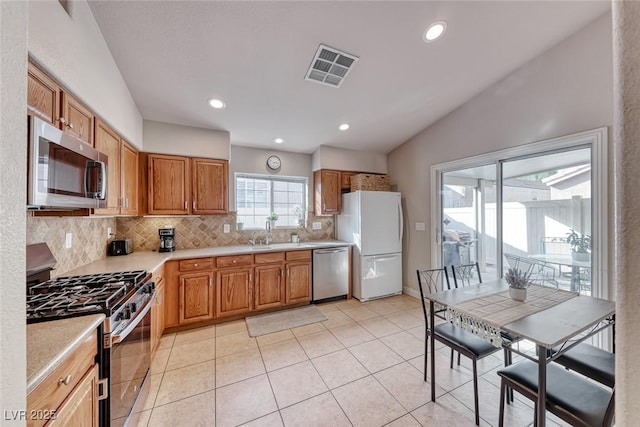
[
  {"xmin": 28, "ymin": 0, "xmax": 143, "ymax": 147},
  {"xmin": 387, "ymin": 13, "xmax": 613, "ymax": 294},
  {"xmin": 143, "ymin": 120, "xmax": 230, "ymax": 159},
  {"xmin": 312, "ymin": 146, "xmax": 387, "ymax": 173},
  {"xmin": 230, "ymin": 146, "xmax": 313, "ymax": 211},
  {"xmin": 613, "ymin": 1, "xmax": 640, "ymax": 422},
  {"xmin": 0, "ymin": 0, "xmax": 27, "ymax": 421}
]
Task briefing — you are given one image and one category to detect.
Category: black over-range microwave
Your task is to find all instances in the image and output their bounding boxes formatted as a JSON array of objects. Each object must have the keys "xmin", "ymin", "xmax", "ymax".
[{"xmin": 28, "ymin": 117, "xmax": 108, "ymax": 210}]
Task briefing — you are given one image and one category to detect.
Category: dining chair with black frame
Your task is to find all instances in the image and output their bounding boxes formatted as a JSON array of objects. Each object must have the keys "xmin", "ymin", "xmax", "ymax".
[
  {"xmin": 497, "ymin": 360, "xmax": 615, "ymax": 427},
  {"xmin": 417, "ymin": 266, "xmax": 502, "ymax": 426}
]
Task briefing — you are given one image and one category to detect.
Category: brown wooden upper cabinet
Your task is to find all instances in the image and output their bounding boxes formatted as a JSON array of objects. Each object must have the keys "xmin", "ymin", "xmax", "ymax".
[
  {"xmin": 192, "ymin": 157, "xmax": 229, "ymax": 214},
  {"xmin": 341, "ymin": 171, "xmax": 360, "ymax": 191},
  {"xmin": 94, "ymin": 119, "xmax": 138, "ymax": 216},
  {"xmin": 147, "ymin": 154, "xmax": 191, "ymax": 215},
  {"xmin": 27, "ymin": 60, "xmax": 94, "ymax": 146},
  {"xmin": 314, "ymin": 169, "xmax": 341, "ymax": 215},
  {"xmin": 145, "ymin": 153, "xmax": 228, "ymax": 215},
  {"xmin": 27, "ymin": 60, "xmax": 60, "ymax": 126}
]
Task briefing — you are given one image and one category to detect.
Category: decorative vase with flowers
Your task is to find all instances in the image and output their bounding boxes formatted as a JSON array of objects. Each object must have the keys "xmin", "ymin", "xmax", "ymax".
[
  {"xmin": 505, "ymin": 268, "xmax": 532, "ymax": 302},
  {"xmin": 266, "ymin": 212, "xmax": 279, "ymax": 229}
]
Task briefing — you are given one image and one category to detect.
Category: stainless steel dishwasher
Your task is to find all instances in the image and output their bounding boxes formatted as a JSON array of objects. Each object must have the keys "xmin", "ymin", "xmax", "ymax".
[{"xmin": 312, "ymin": 247, "xmax": 349, "ymax": 303}]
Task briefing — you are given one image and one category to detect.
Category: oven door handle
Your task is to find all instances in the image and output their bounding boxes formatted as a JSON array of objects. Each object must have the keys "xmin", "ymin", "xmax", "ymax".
[{"xmin": 111, "ymin": 293, "xmax": 155, "ymax": 345}]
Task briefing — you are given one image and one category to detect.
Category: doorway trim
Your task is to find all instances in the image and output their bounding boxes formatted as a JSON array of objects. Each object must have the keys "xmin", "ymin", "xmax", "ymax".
[{"xmin": 430, "ymin": 127, "xmax": 609, "ymax": 298}]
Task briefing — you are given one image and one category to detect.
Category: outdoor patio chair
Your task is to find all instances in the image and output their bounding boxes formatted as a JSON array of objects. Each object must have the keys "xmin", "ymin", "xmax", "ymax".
[
  {"xmin": 417, "ymin": 267, "xmax": 501, "ymax": 426},
  {"xmin": 508, "ymin": 255, "xmax": 559, "ymax": 288},
  {"xmin": 450, "ymin": 262, "xmax": 482, "ymax": 288},
  {"xmin": 497, "ymin": 360, "xmax": 614, "ymax": 427}
]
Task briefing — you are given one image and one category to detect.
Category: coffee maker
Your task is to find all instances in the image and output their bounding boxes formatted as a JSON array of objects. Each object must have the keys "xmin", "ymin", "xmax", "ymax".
[{"xmin": 159, "ymin": 228, "xmax": 175, "ymax": 252}]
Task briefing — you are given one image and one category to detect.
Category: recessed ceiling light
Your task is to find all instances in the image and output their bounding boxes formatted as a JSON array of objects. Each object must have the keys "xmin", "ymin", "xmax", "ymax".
[
  {"xmin": 424, "ymin": 21, "xmax": 447, "ymax": 42},
  {"xmin": 339, "ymin": 123, "xmax": 350, "ymax": 131},
  {"xmin": 208, "ymin": 98, "xmax": 226, "ymax": 109},
  {"xmin": 274, "ymin": 138, "xmax": 285, "ymax": 144}
]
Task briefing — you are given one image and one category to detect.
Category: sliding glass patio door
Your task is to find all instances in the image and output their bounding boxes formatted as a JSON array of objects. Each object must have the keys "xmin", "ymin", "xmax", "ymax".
[
  {"xmin": 500, "ymin": 147, "xmax": 592, "ymax": 295},
  {"xmin": 432, "ymin": 127, "xmax": 607, "ymax": 298}
]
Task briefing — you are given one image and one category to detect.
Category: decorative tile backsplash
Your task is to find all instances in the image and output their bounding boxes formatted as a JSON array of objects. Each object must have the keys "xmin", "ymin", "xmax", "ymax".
[
  {"xmin": 27, "ymin": 216, "xmax": 117, "ymax": 277},
  {"xmin": 117, "ymin": 212, "xmax": 335, "ymax": 251},
  {"xmin": 26, "ymin": 213, "xmax": 335, "ymax": 276}
]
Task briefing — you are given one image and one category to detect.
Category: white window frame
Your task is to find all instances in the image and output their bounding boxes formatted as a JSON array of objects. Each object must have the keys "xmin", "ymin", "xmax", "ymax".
[
  {"xmin": 235, "ymin": 173, "xmax": 308, "ymax": 230},
  {"xmin": 430, "ymin": 127, "xmax": 609, "ymax": 299}
]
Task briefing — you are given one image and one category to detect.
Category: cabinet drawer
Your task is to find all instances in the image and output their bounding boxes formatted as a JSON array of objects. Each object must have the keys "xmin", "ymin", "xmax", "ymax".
[
  {"xmin": 27, "ymin": 331, "xmax": 97, "ymax": 427},
  {"xmin": 286, "ymin": 250, "xmax": 312, "ymax": 261},
  {"xmin": 151, "ymin": 265, "xmax": 164, "ymax": 284},
  {"xmin": 254, "ymin": 252, "xmax": 285, "ymax": 264},
  {"xmin": 216, "ymin": 254, "xmax": 253, "ymax": 268},
  {"xmin": 179, "ymin": 258, "xmax": 214, "ymax": 272}
]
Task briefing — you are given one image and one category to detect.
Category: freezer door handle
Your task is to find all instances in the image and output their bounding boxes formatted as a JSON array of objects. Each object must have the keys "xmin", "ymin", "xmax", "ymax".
[
  {"xmin": 398, "ymin": 201, "xmax": 403, "ymax": 243},
  {"xmin": 314, "ymin": 247, "xmax": 348, "ymax": 254}
]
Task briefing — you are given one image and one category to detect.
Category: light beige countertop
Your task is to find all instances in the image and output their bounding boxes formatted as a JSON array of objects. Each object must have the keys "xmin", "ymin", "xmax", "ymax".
[
  {"xmin": 27, "ymin": 314, "xmax": 105, "ymax": 394},
  {"xmin": 65, "ymin": 240, "xmax": 351, "ymax": 276}
]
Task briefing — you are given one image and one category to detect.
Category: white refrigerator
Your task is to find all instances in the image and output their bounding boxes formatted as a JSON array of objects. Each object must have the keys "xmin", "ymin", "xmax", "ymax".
[{"xmin": 337, "ymin": 191, "xmax": 403, "ymax": 301}]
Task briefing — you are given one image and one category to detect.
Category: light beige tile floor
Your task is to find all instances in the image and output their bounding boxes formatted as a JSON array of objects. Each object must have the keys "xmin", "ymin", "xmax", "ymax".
[{"xmin": 132, "ymin": 294, "xmax": 571, "ymax": 427}]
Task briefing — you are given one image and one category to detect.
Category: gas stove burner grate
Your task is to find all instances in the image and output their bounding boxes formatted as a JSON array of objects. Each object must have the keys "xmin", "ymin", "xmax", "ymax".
[{"xmin": 25, "ymin": 270, "xmax": 148, "ymax": 322}]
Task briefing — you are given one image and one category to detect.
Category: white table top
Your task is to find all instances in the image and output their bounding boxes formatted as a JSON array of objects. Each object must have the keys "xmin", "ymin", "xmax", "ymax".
[{"xmin": 425, "ymin": 279, "xmax": 614, "ymax": 348}]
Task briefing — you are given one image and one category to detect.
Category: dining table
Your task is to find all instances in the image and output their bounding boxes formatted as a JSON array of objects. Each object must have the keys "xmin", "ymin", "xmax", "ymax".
[
  {"xmin": 425, "ymin": 279, "xmax": 614, "ymax": 427},
  {"xmin": 529, "ymin": 253, "xmax": 591, "ymax": 292}
]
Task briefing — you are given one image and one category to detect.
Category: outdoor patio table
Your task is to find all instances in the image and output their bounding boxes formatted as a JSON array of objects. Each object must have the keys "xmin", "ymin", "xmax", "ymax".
[
  {"xmin": 424, "ymin": 279, "xmax": 614, "ymax": 427},
  {"xmin": 529, "ymin": 253, "xmax": 591, "ymax": 292}
]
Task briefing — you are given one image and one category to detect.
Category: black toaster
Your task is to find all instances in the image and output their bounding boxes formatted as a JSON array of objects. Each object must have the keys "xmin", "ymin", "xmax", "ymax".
[{"xmin": 109, "ymin": 239, "xmax": 132, "ymax": 256}]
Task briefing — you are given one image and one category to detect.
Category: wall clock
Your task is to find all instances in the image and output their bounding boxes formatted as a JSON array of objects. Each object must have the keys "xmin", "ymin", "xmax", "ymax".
[{"xmin": 266, "ymin": 155, "xmax": 281, "ymax": 171}]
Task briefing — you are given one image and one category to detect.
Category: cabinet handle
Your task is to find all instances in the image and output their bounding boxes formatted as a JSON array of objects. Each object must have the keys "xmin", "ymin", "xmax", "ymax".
[
  {"xmin": 281, "ymin": 268, "xmax": 285, "ymax": 277},
  {"xmin": 184, "ymin": 201, "xmax": 188, "ymax": 210},
  {"xmin": 249, "ymin": 273, "xmax": 252, "ymax": 283},
  {"xmin": 287, "ymin": 268, "xmax": 290, "ymax": 277},
  {"xmin": 193, "ymin": 201, "xmax": 197, "ymax": 210},
  {"xmin": 68, "ymin": 122, "xmax": 74, "ymax": 129},
  {"xmin": 194, "ymin": 263, "xmax": 199, "ymax": 268},
  {"xmin": 125, "ymin": 198, "xmax": 129, "ymax": 209},
  {"xmin": 209, "ymin": 277, "xmax": 212, "ymax": 287},
  {"xmin": 58, "ymin": 374, "xmax": 72, "ymax": 386},
  {"xmin": 233, "ymin": 259, "xmax": 237, "ymax": 264}
]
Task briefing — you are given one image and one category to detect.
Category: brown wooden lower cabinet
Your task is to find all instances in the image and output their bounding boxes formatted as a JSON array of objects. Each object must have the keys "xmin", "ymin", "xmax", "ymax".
[
  {"xmin": 47, "ymin": 364, "xmax": 99, "ymax": 427},
  {"xmin": 254, "ymin": 264, "xmax": 284, "ymax": 310},
  {"xmin": 179, "ymin": 271, "xmax": 214, "ymax": 324},
  {"xmin": 285, "ymin": 261, "xmax": 311, "ymax": 304},
  {"xmin": 216, "ymin": 267, "xmax": 253, "ymax": 318},
  {"xmin": 27, "ymin": 331, "xmax": 98, "ymax": 427}
]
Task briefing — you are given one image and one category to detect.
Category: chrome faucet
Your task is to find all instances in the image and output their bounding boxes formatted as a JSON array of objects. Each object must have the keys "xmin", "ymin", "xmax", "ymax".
[
  {"xmin": 248, "ymin": 231, "xmax": 259, "ymax": 246},
  {"xmin": 265, "ymin": 221, "xmax": 273, "ymax": 245}
]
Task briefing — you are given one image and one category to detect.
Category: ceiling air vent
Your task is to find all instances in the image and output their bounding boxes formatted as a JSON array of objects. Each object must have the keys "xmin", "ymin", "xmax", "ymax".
[{"xmin": 304, "ymin": 44, "xmax": 359, "ymax": 88}]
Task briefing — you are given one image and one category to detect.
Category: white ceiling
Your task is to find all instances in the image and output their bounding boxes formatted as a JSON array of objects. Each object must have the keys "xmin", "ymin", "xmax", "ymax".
[{"xmin": 87, "ymin": 1, "xmax": 609, "ymax": 155}]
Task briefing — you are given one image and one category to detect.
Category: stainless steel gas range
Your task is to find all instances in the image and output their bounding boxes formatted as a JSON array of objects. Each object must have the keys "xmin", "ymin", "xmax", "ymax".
[{"xmin": 27, "ymin": 270, "xmax": 156, "ymax": 427}]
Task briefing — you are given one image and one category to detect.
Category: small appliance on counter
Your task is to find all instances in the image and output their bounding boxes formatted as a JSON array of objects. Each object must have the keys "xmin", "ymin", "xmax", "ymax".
[
  {"xmin": 159, "ymin": 227, "xmax": 175, "ymax": 252},
  {"xmin": 109, "ymin": 239, "xmax": 132, "ymax": 256}
]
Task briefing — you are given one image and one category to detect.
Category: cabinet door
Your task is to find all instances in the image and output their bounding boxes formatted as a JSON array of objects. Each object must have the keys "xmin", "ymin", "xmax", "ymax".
[
  {"xmin": 120, "ymin": 140, "xmax": 138, "ymax": 215},
  {"xmin": 27, "ymin": 61, "xmax": 60, "ymax": 125},
  {"xmin": 216, "ymin": 268, "xmax": 252, "ymax": 318},
  {"xmin": 148, "ymin": 154, "xmax": 190, "ymax": 215},
  {"xmin": 314, "ymin": 170, "xmax": 341, "ymax": 215},
  {"xmin": 47, "ymin": 364, "xmax": 98, "ymax": 427},
  {"xmin": 60, "ymin": 91, "xmax": 94, "ymax": 146},
  {"xmin": 254, "ymin": 264, "xmax": 283, "ymax": 310},
  {"xmin": 94, "ymin": 119, "xmax": 121, "ymax": 215},
  {"xmin": 285, "ymin": 261, "xmax": 311, "ymax": 304},
  {"xmin": 192, "ymin": 158, "xmax": 229, "ymax": 214},
  {"xmin": 179, "ymin": 272, "xmax": 214, "ymax": 324},
  {"xmin": 341, "ymin": 171, "xmax": 359, "ymax": 191}
]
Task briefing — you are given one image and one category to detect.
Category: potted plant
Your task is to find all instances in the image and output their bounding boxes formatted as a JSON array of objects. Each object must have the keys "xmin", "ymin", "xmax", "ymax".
[
  {"xmin": 266, "ymin": 212, "xmax": 278, "ymax": 228},
  {"xmin": 505, "ymin": 268, "xmax": 531, "ymax": 301},
  {"xmin": 565, "ymin": 229, "xmax": 591, "ymax": 262}
]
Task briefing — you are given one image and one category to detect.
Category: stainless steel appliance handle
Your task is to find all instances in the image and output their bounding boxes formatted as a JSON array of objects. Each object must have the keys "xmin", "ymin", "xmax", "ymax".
[
  {"xmin": 369, "ymin": 254, "xmax": 400, "ymax": 262},
  {"xmin": 111, "ymin": 294, "xmax": 155, "ymax": 344},
  {"xmin": 398, "ymin": 201, "xmax": 404, "ymax": 242},
  {"xmin": 314, "ymin": 247, "xmax": 348, "ymax": 254},
  {"xmin": 99, "ymin": 161, "xmax": 107, "ymax": 199}
]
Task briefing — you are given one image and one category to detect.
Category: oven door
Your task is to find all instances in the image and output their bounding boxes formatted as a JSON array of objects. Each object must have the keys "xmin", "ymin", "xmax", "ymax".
[{"xmin": 109, "ymin": 295, "xmax": 154, "ymax": 427}]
